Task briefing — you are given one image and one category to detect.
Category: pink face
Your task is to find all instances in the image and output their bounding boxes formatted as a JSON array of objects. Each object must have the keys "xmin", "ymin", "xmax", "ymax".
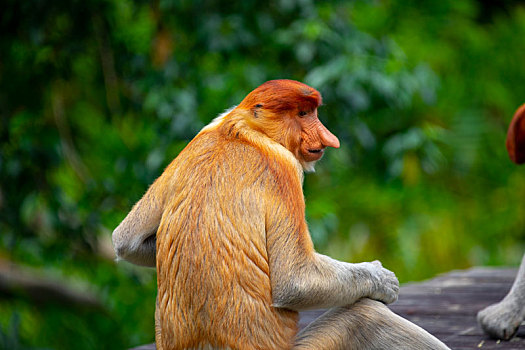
[
  {"xmin": 296, "ymin": 109, "xmax": 340, "ymax": 162},
  {"xmin": 237, "ymin": 79, "xmax": 340, "ymax": 165}
]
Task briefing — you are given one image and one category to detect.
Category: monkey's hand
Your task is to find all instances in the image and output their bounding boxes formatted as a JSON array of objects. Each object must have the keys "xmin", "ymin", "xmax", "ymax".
[
  {"xmin": 365, "ymin": 260, "xmax": 399, "ymax": 305},
  {"xmin": 477, "ymin": 298, "xmax": 523, "ymax": 340}
]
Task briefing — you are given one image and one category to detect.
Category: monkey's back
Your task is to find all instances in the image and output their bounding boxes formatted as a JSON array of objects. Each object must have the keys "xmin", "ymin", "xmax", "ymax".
[{"xmin": 156, "ymin": 129, "xmax": 298, "ymax": 349}]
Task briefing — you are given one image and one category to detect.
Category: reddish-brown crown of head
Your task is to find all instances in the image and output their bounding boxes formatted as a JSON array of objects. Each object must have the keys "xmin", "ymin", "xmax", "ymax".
[
  {"xmin": 506, "ymin": 103, "xmax": 525, "ymax": 164},
  {"xmin": 237, "ymin": 79, "xmax": 322, "ymax": 113}
]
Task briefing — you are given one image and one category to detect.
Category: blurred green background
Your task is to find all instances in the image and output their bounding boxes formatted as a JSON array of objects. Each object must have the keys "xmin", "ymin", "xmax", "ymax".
[{"xmin": 1, "ymin": 0, "xmax": 525, "ymax": 348}]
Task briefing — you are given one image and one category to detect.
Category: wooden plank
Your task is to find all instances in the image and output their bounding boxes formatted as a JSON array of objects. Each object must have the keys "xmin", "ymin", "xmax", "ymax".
[
  {"xmin": 390, "ymin": 267, "xmax": 525, "ymax": 350},
  {"xmin": 130, "ymin": 268, "xmax": 525, "ymax": 350}
]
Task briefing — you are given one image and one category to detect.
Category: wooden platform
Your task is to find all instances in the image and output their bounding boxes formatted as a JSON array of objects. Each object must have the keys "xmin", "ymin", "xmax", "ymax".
[
  {"xmin": 397, "ymin": 267, "xmax": 525, "ymax": 349},
  {"xmin": 132, "ymin": 267, "xmax": 525, "ymax": 350}
]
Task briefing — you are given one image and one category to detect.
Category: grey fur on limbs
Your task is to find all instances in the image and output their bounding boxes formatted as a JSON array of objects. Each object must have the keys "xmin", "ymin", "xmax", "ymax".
[{"xmin": 478, "ymin": 253, "xmax": 525, "ymax": 340}]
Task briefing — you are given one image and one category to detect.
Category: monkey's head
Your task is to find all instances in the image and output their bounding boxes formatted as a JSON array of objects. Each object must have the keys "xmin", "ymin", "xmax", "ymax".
[
  {"xmin": 507, "ymin": 103, "xmax": 525, "ymax": 164},
  {"xmin": 237, "ymin": 79, "xmax": 340, "ymax": 171}
]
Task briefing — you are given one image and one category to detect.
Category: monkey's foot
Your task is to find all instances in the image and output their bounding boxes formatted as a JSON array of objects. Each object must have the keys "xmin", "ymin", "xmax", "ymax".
[{"xmin": 477, "ymin": 299, "xmax": 524, "ymax": 340}]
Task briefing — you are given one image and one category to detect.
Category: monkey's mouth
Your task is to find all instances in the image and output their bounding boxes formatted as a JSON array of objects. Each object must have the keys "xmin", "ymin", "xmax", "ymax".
[
  {"xmin": 304, "ymin": 148, "xmax": 325, "ymax": 161},
  {"xmin": 307, "ymin": 149, "xmax": 323, "ymax": 154},
  {"xmin": 302, "ymin": 146, "xmax": 326, "ymax": 162}
]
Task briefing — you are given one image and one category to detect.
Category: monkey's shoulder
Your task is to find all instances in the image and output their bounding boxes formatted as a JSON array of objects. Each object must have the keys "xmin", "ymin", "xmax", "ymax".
[{"xmin": 176, "ymin": 129, "xmax": 302, "ymax": 182}]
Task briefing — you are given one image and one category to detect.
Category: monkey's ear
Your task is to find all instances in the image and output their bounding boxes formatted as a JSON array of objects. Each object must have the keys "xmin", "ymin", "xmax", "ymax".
[
  {"xmin": 506, "ymin": 104, "xmax": 525, "ymax": 164},
  {"xmin": 253, "ymin": 104, "xmax": 263, "ymax": 118}
]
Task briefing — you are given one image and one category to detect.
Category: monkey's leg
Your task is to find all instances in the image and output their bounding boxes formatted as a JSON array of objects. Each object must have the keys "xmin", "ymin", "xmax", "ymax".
[
  {"xmin": 477, "ymin": 253, "xmax": 525, "ymax": 340},
  {"xmin": 293, "ymin": 298, "xmax": 449, "ymax": 350}
]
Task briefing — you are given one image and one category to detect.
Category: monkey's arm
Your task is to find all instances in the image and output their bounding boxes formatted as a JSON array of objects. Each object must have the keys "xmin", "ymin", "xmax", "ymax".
[
  {"xmin": 477, "ymin": 253, "xmax": 525, "ymax": 339},
  {"xmin": 112, "ymin": 162, "xmax": 178, "ymax": 267},
  {"xmin": 112, "ymin": 188, "xmax": 161, "ymax": 267},
  {"xmin": 265, "ymin": 177, "xmax": 398, "ymax": 311},
  {"xmin": 268, "ymin": 239, "xmax": 398, "ymax": 310}
]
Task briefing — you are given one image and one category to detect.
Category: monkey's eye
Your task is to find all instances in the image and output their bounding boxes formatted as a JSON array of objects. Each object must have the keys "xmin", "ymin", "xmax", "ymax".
[
  {"xmin": 255, "ymin": 104, "xmax": 263, "ymax": 108},
  {"xmin": 299, "ymin": 111, "xmax": 308, "ymax": 117}
]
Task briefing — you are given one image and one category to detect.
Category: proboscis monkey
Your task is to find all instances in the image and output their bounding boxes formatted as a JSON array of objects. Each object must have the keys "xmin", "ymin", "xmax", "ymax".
[
  {"xmin": 478, "ymin": 103, "xmax": 525, "ymax": 340},
  {"xmin": 113, "ymin": 80, "xmax": 449, "ymax": 349}
]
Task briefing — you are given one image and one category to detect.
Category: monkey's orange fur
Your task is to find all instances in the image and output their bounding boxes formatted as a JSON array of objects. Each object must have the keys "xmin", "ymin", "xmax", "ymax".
[
  {"xmin": 114, "ymin": 80, "xmax": 450, "ymax": 350},
  {"xmin": 154, "ymin": 80, "xmax": 329, "ymax": 349}
]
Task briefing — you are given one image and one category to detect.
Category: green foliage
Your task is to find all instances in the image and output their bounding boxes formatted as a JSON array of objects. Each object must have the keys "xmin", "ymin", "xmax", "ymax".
[{"xmin": 1, "ymin": 0, "xmax": 525, "ymax": 348}]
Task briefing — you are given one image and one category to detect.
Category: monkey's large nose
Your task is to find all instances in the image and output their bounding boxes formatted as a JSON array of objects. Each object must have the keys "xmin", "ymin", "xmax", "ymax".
[{"xmin": 318, "ymin": 122, "xmax": 340, "ymax": 149}]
